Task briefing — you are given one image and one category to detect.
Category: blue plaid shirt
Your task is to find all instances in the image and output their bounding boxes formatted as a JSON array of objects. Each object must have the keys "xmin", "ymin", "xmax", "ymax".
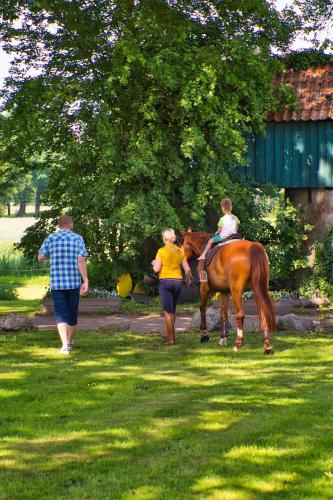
[{"xmin": 39, "ymin": 230, "xmax": 88, "ymax": 290}]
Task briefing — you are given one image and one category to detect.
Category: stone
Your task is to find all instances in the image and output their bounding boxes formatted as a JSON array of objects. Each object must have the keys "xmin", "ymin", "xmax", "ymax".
[
  {"xmin": 0, "ymin": 314, "xmax": 34, "ymax": 332},
  {"xmin": 190, "ymin": 309, "xmax": 261, "ymax": 333},
  {"xmin": 319, "ymin": 318, "xmax": 333, "ymax": 333},
  {"xmin": 190, "ymin": 307, "xmax": 221, "ymax": 331},
  {"xmin": 297, "ymin": 298, "xmax": 330, "ymax": 308},
  {"xmin": 276, "ymin": 314, "xmax": 314, "ymax": 332}
]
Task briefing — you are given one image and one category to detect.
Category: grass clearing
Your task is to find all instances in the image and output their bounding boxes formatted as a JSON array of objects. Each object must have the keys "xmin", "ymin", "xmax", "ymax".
[
  {"xmin": 0, "ymin": 241, "xmax": 14, "ymax": 253},
  {"xmin": 0, "ymin": 330, "xmax": 332, "ymax": 499},
  {"xmin": 0, "ymin": 217, "xmax": 37, "ymax": 243},
  {"xmin": 0, "ymin": 275, "xmax": 48, "ymax": 314},
  {"xmin": 0, "ymin": 298, "xmax": 43, "ymax": 315}
]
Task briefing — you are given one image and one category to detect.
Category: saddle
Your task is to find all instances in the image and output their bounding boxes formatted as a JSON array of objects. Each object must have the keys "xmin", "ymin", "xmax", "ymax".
[{"xmin": 199, "ymin": 233, "xmax": 243, "ymax": 282}]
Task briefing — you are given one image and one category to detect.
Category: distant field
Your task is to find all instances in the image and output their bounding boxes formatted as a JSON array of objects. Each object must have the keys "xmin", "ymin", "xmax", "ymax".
[
  {"xmin": 0, "ymin": 217, "xmax": 37, "ymax": 242},
  {"xmin": 2, "ymin": 204, "xmax": 49, "ymax": 216}
]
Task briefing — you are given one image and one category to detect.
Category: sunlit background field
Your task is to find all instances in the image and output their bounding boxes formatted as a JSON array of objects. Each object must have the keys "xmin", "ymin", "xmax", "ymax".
[{"xmin": 0, "ymin": 217, "xmax": 49, "ymax": 314}]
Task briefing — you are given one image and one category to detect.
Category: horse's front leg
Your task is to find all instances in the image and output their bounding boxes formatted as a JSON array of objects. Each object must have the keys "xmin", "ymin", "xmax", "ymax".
[
  {"xmin": 218, "ymin": 292, "xmax": 229, "ymax": 347},
  {"xmin": 230, "ymin": 285, "xmax": 245, "ymax": 351},
  {"xmin": 199, "ymin": 282, "xmax": 210, "ymax": 343}
]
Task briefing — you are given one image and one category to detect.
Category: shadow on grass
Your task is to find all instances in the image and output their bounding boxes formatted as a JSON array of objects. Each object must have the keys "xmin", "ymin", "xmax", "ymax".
[{"xmin": 0, "ymin": 330, "xmax": 332, "ymax": 499}]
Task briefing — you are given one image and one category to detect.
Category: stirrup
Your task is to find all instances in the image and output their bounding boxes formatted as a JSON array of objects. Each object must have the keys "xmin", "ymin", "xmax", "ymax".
[{"xmin": 199, "ymin": 271, "xmax": 208, "ymax": 283}]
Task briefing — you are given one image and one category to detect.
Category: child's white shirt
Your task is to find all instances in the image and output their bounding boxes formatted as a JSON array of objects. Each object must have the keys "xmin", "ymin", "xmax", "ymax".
[{"xmin": 218, "ymin": 214, "xmax": 240, "ymax": 239}]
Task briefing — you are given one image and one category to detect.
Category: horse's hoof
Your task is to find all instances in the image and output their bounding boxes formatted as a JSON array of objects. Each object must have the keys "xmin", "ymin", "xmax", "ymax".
[
  {"xmin": 264, "ymin": 347, "xmax": 274, "ymax": 355},
  {"xmin": 200, "ymin": 335, "xmax": 210, "ymax": 343},
  {"xmin": 233, "ymin": 345, "xmax": 239, "ymax": 352},
  {"xmin": 234, "ymin": 336, "xmax": 244, "ymax": 350},
  {"xmin": 218, "ymin": 338, "xmax": 228, "ymax": 347}
]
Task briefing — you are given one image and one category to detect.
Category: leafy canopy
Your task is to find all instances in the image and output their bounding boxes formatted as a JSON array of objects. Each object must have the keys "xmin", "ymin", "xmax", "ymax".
[{"xmin": 0, "ymin": 1, "xmax": 313, "ymax": 281}]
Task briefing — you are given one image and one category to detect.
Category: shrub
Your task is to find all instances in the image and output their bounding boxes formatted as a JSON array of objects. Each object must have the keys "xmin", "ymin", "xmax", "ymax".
[
  {"xmin": 87, "ymin": 260, "xmax": 116, "ymax": 291},
  {"xmin": 242, "ymin": 191, "xmax": 311, "ymax": 289},
  {"xmin": 299, "ymin": 276, "xmax": 333, "ymax": 301},
  {"xmin": 299, "ymin": 226, "xmax": 333, "ymax": 300},
  {"xmin": 313, "ymin": 225, "xmax": 333, "ymax": 283},
  {"xmin": 265, "ymin": 195, "xmax": 312, "ymax": 288},
  {"xmin": 0, "ymin": 286, "xmax": 18, "ymax": 300}
]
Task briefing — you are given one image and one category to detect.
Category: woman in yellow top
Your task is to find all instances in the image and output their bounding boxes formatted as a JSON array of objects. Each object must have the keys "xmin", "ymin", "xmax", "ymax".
[{"xmin": 151, "ymin": 228, "xmax": 192, "ymax": 345}]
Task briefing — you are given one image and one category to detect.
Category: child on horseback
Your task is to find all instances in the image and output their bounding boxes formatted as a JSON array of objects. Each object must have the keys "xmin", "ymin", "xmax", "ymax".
[{"xmin": 198, "ymin": 198, "xmax": 240, "ymax": 260}]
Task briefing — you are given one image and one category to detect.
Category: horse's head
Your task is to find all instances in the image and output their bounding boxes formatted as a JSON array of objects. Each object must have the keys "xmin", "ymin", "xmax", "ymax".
[{"xmin": 176, "ymin": 227, "xmax": 211, "ymax": 261}]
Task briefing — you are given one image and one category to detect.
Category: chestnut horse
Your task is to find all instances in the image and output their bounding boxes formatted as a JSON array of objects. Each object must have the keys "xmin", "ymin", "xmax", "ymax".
[{"xmin": 180, "ymin": 230, "xmax": 275, "ymax": 354}]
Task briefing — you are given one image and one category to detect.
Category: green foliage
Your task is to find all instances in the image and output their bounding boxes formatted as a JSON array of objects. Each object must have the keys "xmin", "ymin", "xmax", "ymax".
[
  {"xmin": 237, "ymin": 190, "xmax": 311, "ymax": 288},
  {"xmin": 0, "ymin": 168, "xmax": 49, "ymax": 216},
  {"xmin": 313, "ymin": 225, "xmax": 333, "ymax": 283},
  {"xmin": 295, "ymin": 0, "xmax": 333, "ymax": 48},
  {"xmin": 265, "ymin": 195, "xmax": 311, "ymax": 287},
  {"xmin": 299, "ymin": 275, "xmax": 333, "ymax": 301},
  {"xmin": 284, "ymin": 49, "xmax": 330, "ymax": 70},
  {"xmin": 15, "ymin": 208, "xmax": 59, "ymax": 261},
  {"xmin": 299, "ymin": 225, "xmax": 333, "ymax": 300},
  {"xmin": 0, "ymin": 1, "xmax": 312, "ymax": 279},
  {"xmin": 87, "ymin": 260, "xmax": 117, "ymax": 291},
  {"xmin": 0, "ymin": 285, "xmax": 18, "ymax": 300}
]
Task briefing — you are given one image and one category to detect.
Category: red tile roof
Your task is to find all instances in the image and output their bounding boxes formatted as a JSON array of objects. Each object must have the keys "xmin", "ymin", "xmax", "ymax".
[{"xmin": 267, "ymin": 60, "xmax": 333, "ymax": 121}]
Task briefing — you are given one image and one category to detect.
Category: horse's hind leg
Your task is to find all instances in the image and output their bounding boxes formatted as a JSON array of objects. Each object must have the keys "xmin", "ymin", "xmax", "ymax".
[
  {"xmin": 263, "ymin": 331, "xmax": 273, "ymax": 355},
  {"xmin": 199, "ymin": 282, "xmax": 210, "ymax": 343},
  {"xmin": 230, "ymin": 285, "xmax": 245, "ymax": 351},
  {"xmin": 218, "ymin": 292, "xmax": 229, "ymax": 347}
]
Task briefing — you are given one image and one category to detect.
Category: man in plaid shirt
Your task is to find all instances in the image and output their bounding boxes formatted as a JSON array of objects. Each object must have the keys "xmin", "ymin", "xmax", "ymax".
[{"xmin": 38, "ymin": 215, "xmax": 88, "ymax": 354}]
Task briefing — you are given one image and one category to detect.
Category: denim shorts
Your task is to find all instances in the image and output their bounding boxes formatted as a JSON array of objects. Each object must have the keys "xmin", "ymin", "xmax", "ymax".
[
  {"xmin": 159, "ymin": 279, "xmax": 183, "ymax": 313},
  {"xmin": 51, "ymin": 288, "xmax": 80, "ymax": 326}
]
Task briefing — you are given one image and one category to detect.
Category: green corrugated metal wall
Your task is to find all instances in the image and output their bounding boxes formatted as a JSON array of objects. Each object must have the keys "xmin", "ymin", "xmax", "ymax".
[{"xmin": 246, "ymin": 121, "xmax": 333, "ymax": 187}]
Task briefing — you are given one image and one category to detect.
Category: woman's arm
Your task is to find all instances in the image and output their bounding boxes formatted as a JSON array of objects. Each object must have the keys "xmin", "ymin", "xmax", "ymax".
[
  {"xmin": 151, "ymin": 258, "xmax": 162, "ymax": 273},
  {"xmin": 181, "ymin": 258, "xmax": 192, "ymax": 286}
]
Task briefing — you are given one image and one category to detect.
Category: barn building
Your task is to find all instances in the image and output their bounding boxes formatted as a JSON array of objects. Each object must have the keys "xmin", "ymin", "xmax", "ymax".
[{"xmin": 246, "ymin": 59, "xmax": 333, "ymax": 247}]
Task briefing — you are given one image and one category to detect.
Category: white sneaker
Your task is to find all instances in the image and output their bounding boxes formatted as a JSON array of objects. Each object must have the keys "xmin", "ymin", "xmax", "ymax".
[{"xmin": 59, "ymin": 346, "xmax": 71, "ymax": 355}]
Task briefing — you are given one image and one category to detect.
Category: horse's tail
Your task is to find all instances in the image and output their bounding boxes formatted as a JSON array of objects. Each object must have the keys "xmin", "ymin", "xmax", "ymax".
[{"xmin": 249, "ymin": 243, "xmax": 276, "ymax": 332}]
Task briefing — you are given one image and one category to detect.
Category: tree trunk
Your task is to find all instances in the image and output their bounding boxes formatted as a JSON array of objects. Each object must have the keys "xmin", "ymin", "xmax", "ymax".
[
  {"xmin": 17, "ymin": 200, "xmax": 26, "ymax": 217},
  {"xmin": 7, "ymin": 202, "xmax": 10, "ymax": 216},
  {"xmin": 35, "ymin": 190, "xmax": 40, "ymax": 216}
]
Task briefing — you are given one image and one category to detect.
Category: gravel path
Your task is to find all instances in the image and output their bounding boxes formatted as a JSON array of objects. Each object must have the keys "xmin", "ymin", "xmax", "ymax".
[{"xmin": 33, "ymin": 313, "xmax": 193, "ymax": 334}]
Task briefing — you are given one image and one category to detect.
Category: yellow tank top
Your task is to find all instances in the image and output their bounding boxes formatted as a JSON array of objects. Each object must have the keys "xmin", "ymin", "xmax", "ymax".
[{"xmin": 156, "ymin": 244, "xmax": 185, "ymax": 279}]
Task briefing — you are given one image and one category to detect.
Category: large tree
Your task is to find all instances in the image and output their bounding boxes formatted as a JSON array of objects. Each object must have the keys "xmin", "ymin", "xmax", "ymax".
[{"xmin": 0, "ymin": 1, "xmax": 311, "ymax": 280}]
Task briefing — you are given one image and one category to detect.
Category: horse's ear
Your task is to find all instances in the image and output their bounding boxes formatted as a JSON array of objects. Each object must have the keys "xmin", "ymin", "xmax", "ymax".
[{"xmin": 187, "ymin": 227, "xmax": 192, "ymax": 233}]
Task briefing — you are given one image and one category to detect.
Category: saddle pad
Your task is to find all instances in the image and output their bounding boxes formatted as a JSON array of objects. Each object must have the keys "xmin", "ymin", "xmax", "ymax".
[{"xmin": 205, "ymin": 239, "xmax": 242, "ymax": 266}]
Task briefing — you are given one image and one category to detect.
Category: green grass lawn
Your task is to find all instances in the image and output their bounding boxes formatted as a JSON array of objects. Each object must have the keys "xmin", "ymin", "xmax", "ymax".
[
  {"xmin": 0, "ymin": 275, "xmax": 49, "ymax": 316},
  {"xmin": 0, "ymin": 330, "xmax": 332, "ymax": 499}
]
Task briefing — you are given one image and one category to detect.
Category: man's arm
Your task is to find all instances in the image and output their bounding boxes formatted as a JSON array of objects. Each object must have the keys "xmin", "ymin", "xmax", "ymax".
[
  {"xmin": 78, "ymin": 256, "xmax": 89, "ymax": 294},
  {"xmin": 38, "ymin": 255, "xmax": 49, "ymax": 262},
  {"xmin": 38, "ymin": 237, "xmax": 50, "ymax": 262}
]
